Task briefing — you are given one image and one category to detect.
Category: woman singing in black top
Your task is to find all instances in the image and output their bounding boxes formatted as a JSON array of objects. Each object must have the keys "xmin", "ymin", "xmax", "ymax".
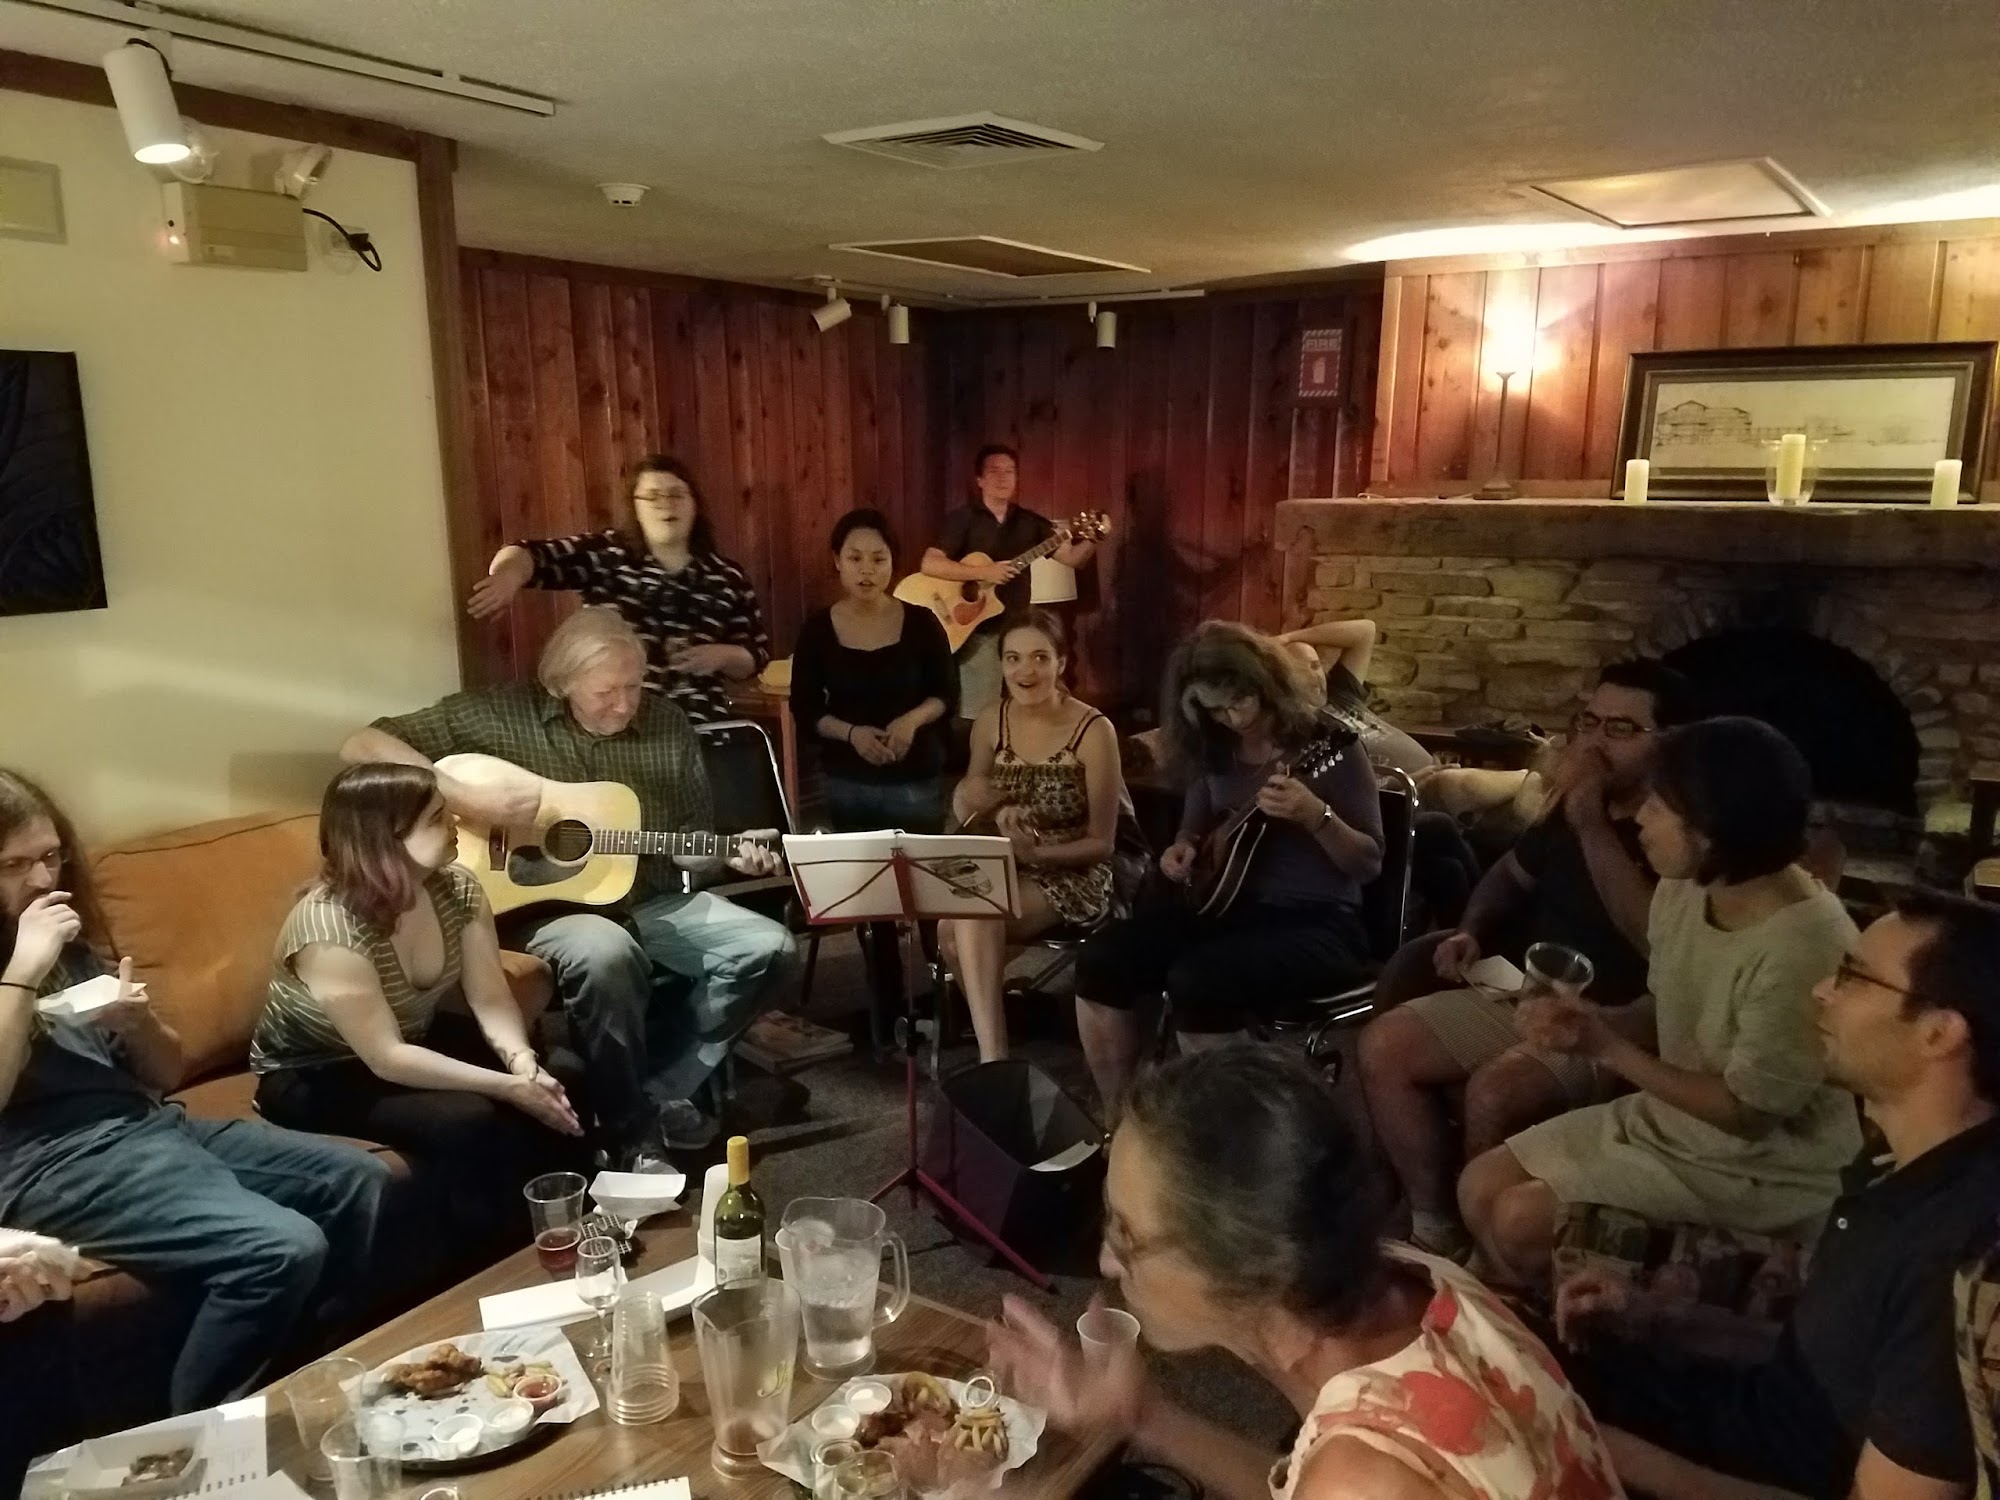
[
  {"xmin": 791, "ymin": 510, "xmax": 955, "ymax": 1008},
  {"xmin": 467, "ymin": 454, "xmax": 769, "ymax": 725}
]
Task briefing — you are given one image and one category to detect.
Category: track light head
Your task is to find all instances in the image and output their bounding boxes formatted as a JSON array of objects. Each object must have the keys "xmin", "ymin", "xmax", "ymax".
[
  {"xmin": 812, "ymin": 287, "xmax": 852, "ymax": 332},
  {"xmin": 1094, "ymin": 308, "xmax": 1117, "ymax": 349},
  {"xmin": 103, "ymin": 39, "xmax": 190, "ymax": 165},
  {"xmin": 887, "ymin": 302, "xmax": 911, "ymax": 345}
]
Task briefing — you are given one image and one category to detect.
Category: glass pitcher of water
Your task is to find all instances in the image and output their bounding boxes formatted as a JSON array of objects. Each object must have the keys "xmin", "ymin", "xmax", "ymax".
[{"xmin": 775, "ymin": 1197, "xmax": 911, "ymax": 1378}]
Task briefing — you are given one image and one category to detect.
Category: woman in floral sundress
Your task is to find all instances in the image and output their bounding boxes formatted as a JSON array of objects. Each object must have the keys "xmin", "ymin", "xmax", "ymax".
[
  {"xmin": 989, "ymin": 1048, "xmax": 1624, "ymax": 1500},
  {"xmin": 944, "ymin": 609, "xmax": 1122, "ymax": 1062}
]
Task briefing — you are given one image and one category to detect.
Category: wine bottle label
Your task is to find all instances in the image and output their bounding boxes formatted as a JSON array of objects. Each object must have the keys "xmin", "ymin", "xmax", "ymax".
[{"xmin": 714, "ymin": 1232, "xmax": 763, "ymax": 1286}]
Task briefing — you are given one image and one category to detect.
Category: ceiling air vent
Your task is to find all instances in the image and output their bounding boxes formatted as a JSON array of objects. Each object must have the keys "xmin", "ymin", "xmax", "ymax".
[{"xmin": 823, "ymin": 112, "xmax": 1103, "ymax": 170}]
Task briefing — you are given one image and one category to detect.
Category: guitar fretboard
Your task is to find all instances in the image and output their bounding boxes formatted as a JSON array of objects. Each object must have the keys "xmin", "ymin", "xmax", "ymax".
[{"xmin": 591, "ymin": 831, "xmax": 728, "ymax": 857}]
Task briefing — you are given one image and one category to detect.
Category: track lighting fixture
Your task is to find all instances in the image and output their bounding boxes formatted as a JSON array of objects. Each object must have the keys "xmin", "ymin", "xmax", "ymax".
[
  {"xmin": 1090, "ymin": 301, "xmax": 1117, "ymax": 349},
  {"xmin": 885, "ymin": 298, "xmax": 910, "ymax": 345},
  {"xmin": 103, "ymin": 39, "xmax": 190, "ymax": 165},
  {"xmin": 812, "ymin": 286, "xmax": 852, "ymax": 332}
]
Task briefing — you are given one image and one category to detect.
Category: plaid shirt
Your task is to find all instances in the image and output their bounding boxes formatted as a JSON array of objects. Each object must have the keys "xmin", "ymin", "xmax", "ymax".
[
  {"xmin": 374, "ymin": 681, "xmax": 712, "ymax": 902},
  {"xmin": 521, "ymin": 532, "xmax": 770, "ymax": 725}
]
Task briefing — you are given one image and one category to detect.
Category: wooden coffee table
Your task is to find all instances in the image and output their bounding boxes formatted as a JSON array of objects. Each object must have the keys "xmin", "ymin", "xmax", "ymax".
[{"xmin": 260, "ymin": 1224, "xmax": 1116, "ymax": 1499}]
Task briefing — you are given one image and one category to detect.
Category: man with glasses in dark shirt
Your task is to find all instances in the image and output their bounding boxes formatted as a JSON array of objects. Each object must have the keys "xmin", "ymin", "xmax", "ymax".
[
  {"xmin": 1557, "ymin": 892, "xmax": 2000, "ymax": 1500},
  {"xmin": 1355, "ymin": 659, "xmax": 1700, "ymax": 1258}
]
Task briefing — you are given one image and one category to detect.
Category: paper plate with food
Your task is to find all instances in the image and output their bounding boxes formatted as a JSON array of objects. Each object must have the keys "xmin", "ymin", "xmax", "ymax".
[
  {"xmin": 761, "ymin": 1372, "xmax": 1044, "ymax": 1497},
  {"xmin": 359, "ymin": 1326, "xmax": 599, "ymax": 1472}
]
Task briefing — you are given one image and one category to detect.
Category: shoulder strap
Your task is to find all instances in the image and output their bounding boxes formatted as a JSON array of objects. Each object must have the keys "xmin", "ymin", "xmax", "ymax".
[{"xmin": 1063, "ymin": 708, "xmax": 1104, "ymax": 754}]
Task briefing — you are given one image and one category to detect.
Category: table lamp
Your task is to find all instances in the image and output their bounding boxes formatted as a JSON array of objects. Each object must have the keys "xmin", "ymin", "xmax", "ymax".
[{"xmin": 1030, "ymin": 557, "xmax": 1078, "ymax": 604}]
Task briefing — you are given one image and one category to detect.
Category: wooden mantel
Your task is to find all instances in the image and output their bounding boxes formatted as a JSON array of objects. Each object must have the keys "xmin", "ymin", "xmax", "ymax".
[{"xmin": 1276, "ymin": 496, "xmax": 2000, "ymax": 570}]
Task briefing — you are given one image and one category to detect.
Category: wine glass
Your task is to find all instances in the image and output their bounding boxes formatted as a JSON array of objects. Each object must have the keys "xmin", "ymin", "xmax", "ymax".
[{"xmin": 575, "ymin": 1234, "xmax": 624, "ymax": 1371}]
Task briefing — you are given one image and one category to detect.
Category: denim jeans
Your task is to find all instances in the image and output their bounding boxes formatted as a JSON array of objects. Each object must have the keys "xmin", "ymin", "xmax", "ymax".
[
  {"xmin": 10, "ymin": 1107, "xmax": 390, "ymax": 1411},
  {"xmin": 505, "ymin": 890, "xmax": 798, "ymax": 1128}
]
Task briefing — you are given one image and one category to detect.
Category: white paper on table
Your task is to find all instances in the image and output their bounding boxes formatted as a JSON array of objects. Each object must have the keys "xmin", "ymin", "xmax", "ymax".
[
  {"xmin": 480, "ymin": 1254, "xmax": 716, "ymax": 1330},
  {"xmin": 34, "ymin": 972, "xmax": 123, "ymax": 1020},
  {"xmin": 1464, "ymin": 955, "xmax": 1525, "ymax": 995},
  {"xmin": 479, "ymin": 1278, "xmax": 594, "ymax": 1330},
  {"xmin": 24, "ymin": 1396, "xmax": 267, "ymax": 1498}
]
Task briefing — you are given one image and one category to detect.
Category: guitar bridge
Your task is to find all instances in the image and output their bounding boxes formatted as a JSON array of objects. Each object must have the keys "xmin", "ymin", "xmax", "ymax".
[{"xmin": 484, "ymin": 827, "xmax": 508, "ymax": 871}]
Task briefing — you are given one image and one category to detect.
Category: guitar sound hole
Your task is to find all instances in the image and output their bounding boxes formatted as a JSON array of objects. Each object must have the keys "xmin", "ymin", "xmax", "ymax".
[
  {"xmin": 504, "ymin": 846, "xmax": 571, "ymax": 888},
  {"xmin": 541, "ymin": 819, "xmax": 594, "ymax": 862}
]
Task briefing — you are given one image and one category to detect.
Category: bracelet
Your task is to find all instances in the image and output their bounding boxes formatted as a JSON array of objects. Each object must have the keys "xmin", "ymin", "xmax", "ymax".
[
  {"xmin": 844, "ymin": 725, "xmax": 856, "ymax": 747},
  {"xmin": 0, "ymin": 980, "xmax": 35, "ymax": 995}
]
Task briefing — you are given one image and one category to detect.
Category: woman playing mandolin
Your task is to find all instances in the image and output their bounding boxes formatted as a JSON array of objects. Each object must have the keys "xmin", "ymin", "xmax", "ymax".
[
  {"xmin": 943, "ymin": 609, "xmax": 1122, "ymax": 1063},
  {"xmin": 1075, "ymin": 622, "xmax": 1383, "ymax": 1119}
]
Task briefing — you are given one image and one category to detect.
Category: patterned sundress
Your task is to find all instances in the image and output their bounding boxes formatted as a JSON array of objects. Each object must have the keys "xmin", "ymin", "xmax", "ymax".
[
  {"xmin": 1270, "ymin": 1246, "xmax": 1625, "ymax": 1500},
  {"xmin": 989, "ymin": 699, "xmax": 1115, "ymax": 930}
]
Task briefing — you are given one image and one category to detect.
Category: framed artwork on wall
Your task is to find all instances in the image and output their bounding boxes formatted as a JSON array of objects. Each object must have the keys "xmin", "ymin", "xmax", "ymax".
[
  {"xmin": 0, "ymin": 350, "xmax": 106, "ymax": 615},
  {"xmin": 1612, "ymin": 341, "xmax": 1995, "ymax": 501}
]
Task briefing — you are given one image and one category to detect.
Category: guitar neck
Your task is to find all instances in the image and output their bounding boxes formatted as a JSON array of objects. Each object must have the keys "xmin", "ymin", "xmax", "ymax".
[
  {"xmin": 591, "ymin": 830, "xmax": 732, "ymax": 858},
  {"xmin": 1007, "ymin": 531, "xmax": 1067, "ymax": 570}
]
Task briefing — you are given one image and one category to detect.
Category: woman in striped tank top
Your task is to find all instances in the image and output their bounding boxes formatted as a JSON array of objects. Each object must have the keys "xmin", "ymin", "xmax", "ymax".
[{"xmin": 251, "ymin": 765, "xmax": 586, "ymax": 1262}]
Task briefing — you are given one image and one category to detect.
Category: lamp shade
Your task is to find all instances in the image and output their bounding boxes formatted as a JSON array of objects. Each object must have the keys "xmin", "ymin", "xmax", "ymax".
[
  {"xmin": 104, "ymin": 41, "xmax": 190, "ymax": 165},
  {"xmin": 1029, "ymin": 557, "xmax": 1077, "ymax": 604}
]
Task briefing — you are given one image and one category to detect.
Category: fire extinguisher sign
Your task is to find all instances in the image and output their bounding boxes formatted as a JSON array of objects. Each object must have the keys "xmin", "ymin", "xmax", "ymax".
[{"xmin": 1296, "ymin": 326, "xmax": 1344, "ymax": 402}]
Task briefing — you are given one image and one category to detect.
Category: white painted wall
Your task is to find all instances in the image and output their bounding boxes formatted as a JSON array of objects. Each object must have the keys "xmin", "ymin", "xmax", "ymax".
[{"xmin": 0, "ymin": 90, "xmax": 460, "ymax": 842}]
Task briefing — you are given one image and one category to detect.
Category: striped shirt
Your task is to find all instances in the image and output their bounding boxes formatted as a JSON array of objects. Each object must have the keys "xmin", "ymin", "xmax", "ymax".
[
  {"xmin": 522, "ymin": 531, "xmax": 770, "ymax": 725},
  {"xmin": 251, "ymin": 864, "xmax": 484, "ymax": 1074},
  {"xmin": 372, "ymin": 680, "xmax": 712, "ymax": 901}
]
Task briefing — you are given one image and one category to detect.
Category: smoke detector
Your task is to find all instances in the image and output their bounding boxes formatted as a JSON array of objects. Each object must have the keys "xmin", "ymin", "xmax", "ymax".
[{"xmin": 597, "ymin": 182, "xmax": 648, "ymax": 207}]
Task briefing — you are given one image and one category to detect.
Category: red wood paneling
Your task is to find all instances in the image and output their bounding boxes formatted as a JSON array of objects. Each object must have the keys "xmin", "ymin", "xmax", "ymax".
[
  {"xmin": 1371, "ymin": 224, "xmax": 2000, "ymax": 492},
  {"xmin": 928, "ymin": 286, "xmax": 1384, "ymax": 709},
  {"xmin": 458, "ymin": 252, "xmax": 935, "ymax": 686}
]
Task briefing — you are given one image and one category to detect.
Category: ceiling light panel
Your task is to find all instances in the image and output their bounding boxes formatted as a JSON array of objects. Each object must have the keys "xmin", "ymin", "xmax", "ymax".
[
  {"xmin": 832, "ymin": 236, "xmax": 1147, "ymax": 278},
  {"xmin": 1529, "ymin": 157, "xmax": 1825, "ymax": 228}
]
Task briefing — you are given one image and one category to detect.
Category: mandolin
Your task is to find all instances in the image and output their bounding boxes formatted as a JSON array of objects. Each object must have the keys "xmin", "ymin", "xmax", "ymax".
[
  {"xmin": 438, "ymin": 753, "xmax": 779, "ymax": 916},
  {"xmin": 1182, "ymin": 727, "xmax": 1358, "ymax": 919},
  {"xmin": 894, "ymin": 511, "xmax": 1110, "ymax": 652}
]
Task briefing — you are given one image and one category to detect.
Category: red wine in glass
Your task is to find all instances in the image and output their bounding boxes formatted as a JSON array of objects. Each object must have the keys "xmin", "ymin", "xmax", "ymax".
[{"xmin": 536, "ymin": 1225, "xmax": 581, "ymax": 1274}]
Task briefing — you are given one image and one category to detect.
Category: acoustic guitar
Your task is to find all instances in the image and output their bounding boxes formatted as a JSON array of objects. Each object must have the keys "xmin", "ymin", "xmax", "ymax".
[
  {"xmin": 894, "ymin": 511, "xmax": 1110, "ymax": 652},
  {"xmin": 438, "ymin": 753, "xmax": 778, "ymax": 916},
  {"xmin": 1183, "ymin": 727, "xmax": 1359, "ymax": 919}
]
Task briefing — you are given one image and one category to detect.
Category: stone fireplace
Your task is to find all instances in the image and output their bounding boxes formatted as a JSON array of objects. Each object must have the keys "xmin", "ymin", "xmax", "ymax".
[{"xmin": 1276, "ymin": 498, "xmax": 2000, "ymax": 867}]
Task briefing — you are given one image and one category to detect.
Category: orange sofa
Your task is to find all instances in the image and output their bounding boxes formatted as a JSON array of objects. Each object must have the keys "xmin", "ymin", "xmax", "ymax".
[{"xmin": 3, "ymin": 808, "xmax": 553, "ymax": 1465}]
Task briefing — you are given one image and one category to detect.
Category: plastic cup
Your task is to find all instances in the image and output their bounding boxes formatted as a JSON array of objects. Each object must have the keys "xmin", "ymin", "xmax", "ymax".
[
  {"xmin": 288, "ymin": 1356, "xmax": 363, "ymax": 1482},
  {"xmin": 1077, "ymin": 1306, "xmax": 1141, "ymax": 1363},
  {"xmin": 525, "ymin": 1171, "xmax": 587, "ymax": 1274},
  {"xmin": 322, "ymin": 1418, "xmax": 400, "ymax": 1500}
]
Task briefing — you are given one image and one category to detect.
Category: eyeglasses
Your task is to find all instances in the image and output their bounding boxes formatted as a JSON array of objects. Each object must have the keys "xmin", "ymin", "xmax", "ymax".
[
  {"xmin": 1831, "ymin": 953, "xmax": 1913, "ymax": 999},
  {"xmin": 0, "ymin": 849, "xmax": 63, "ymax": 881},
  {"xmin": 1570, "ymin": 711, "xmax": 1654, "ymax": 741}
]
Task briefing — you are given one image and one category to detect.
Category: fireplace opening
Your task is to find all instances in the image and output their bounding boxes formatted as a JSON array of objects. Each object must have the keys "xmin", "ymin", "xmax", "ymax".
[{"xmin": 1661, "ymin": 627, "xmax": 1919, "ymax": 814}]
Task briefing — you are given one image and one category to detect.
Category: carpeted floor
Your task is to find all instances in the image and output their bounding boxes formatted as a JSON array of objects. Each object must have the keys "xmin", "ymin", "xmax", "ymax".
[{"xmin": 711, "ymin": 929, "xmax": 1302, "ymax": 1457}]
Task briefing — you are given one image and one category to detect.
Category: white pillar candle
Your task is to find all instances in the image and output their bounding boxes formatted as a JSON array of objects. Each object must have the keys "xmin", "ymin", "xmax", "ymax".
[
  {"xmin": 1623, "ymin": 458, "xmax": 1650, "ymax": 504},
  {"xmin": 1774, "ymin": 433, "xmax": 1807, "ymax": 503},
  {"xmin": 1931, "ymin": 458, "xmax": 1963, "ymax": 508}
]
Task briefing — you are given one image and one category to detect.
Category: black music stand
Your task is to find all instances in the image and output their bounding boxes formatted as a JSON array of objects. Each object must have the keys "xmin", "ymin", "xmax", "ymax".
[{"xmin": 783, "ymin": 832, "xmax": 1049, "ymax": 1289}]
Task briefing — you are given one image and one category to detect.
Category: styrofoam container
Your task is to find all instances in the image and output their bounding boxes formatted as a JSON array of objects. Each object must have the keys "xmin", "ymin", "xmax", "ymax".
[{"xmin": 62, "ymin": 1414, "xmax": 217, "ymax": 1499}]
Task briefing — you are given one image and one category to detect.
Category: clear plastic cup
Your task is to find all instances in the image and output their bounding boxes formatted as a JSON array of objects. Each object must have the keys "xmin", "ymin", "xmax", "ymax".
[{"xmin": 288, "ymin": 1356, "xmax": 363, "ymax": 1482}]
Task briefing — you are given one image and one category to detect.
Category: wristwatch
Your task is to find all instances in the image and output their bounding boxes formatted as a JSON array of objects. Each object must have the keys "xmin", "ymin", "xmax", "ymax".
[{"xmin": 1314, "ymin": 800, "xmax": 1334, "ymax": 831}]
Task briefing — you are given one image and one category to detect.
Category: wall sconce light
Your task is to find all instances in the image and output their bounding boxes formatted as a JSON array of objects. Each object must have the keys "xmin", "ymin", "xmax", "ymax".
[
  {"xmin": 103, "ymin": 38, "xmax": 190, "ymax": 165},
  {"xmin": 812, "ymin": 285, "xmax": 852, "ymax": 332}
]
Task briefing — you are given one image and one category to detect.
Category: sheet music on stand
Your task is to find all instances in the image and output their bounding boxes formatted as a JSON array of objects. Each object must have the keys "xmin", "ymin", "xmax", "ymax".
[{"xmin": 783, "ymin": 831, "xmax": 1019, "ymax": 924}]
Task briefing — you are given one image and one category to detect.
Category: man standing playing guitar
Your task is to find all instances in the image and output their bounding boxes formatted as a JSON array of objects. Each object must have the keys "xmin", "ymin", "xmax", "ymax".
[
  {"xmin": 919, "ymin": 444, "xmax": 1101, "ymax": 727},
  {"xmin": 341, "ymin": 607, "xmax": 796, "ymax": 1167}
]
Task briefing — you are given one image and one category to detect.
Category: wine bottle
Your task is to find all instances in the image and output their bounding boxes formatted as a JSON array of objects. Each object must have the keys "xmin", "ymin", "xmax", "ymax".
[{"xmin": 713, "ymin": 1134, "xmax": 765, "ymax": 1287}]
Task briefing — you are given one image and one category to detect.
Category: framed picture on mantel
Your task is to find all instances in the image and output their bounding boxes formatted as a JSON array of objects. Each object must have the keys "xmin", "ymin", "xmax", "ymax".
[{"xmin": 1613, "ymin": 342, "xmax": 1994, "ymax": 502}]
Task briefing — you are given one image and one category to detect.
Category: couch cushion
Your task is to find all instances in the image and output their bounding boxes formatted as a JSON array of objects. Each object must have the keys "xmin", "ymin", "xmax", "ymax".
[{"xmin": 92, "ymin": 811, "xmax": 321, "ymax": 1087}]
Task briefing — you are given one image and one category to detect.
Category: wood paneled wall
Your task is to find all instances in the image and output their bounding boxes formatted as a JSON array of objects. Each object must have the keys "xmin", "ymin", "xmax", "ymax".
[
  {"xmin": 1371, "ymin": 221, "xmax": 2000, "ymax": 492},
  {"xmin": 458, "ymin": 250, "xmax": 942, "ymax": 684},
  {"xmin": 930, "ymin": 287, "xmax": 1382, "ymax": 710}
]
